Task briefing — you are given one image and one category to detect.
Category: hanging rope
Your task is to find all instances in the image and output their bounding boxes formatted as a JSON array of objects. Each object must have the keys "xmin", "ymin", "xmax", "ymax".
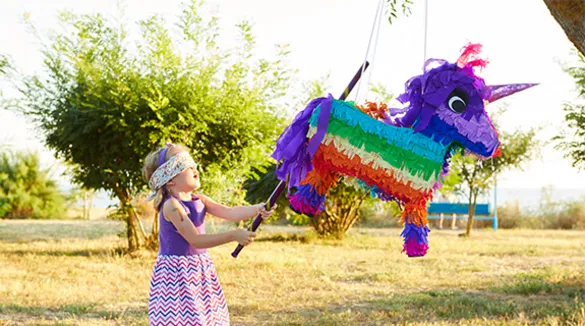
[
  {"xmin": 423, "ymin": 0, "xmax": 429, "ymax": 65},
  {"xmin": 354, "ymin": 0, "xmax": 385, "ymax": 103}
]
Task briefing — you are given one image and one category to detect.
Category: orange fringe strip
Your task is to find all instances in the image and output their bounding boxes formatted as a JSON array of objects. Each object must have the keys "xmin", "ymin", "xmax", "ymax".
[
  {"xmin": 299, "ymin": 169, "xmax": 339, "ymax": 196},
  {"xmin": 356, "ymin": 101, "xmax": 390, "ymax": 121},
  {"xmin": 306, "ymin": 142, "xmax": 432, "ymax": 204},
  {"xmin": 401, "ymin": 203, "xmax": 429, "ymax": 227}
]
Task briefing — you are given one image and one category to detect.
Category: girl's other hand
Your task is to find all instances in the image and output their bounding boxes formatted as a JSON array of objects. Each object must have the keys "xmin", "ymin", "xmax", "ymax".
[
  {"xmin": 257, "ymin": 203, "xmax": 277, "ymax": 220},
  {"xmin": 233, "ymin": 229, "xmax": 256, "ymax": 246}
]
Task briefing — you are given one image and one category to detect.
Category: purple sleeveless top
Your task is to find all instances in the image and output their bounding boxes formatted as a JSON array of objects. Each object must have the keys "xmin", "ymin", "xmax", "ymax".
[{"xmin": 158, "ymin": 195, "xmax": 207, "ymax": 256}]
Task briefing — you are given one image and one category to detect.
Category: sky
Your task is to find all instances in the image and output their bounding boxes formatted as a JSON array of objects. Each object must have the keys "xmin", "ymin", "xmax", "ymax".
[{"xmin": 1, "ymin": 0, "xmax": 585, "ymax": 206}]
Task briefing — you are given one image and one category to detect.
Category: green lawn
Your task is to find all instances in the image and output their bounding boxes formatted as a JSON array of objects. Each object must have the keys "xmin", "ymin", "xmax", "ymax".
[{"xmin": 1, "ymin": 220, "xmax": 584, "ymax": 325}]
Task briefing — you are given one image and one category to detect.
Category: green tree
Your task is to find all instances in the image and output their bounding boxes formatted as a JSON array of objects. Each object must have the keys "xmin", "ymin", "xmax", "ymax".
[
  {"xmin": 0, "ymin": 54, "xmax": 9, "ymax": 76},
  {"xmin": 0, "ymin": 151, "xmax": 67, "ymax": 219},
  {"xmin": 17, "ymin": 1, "xmax": 292, "ymax": 251},
  {"xmin": 0, "ymin": 54, "xmax": 12, "ymax": 108},
  {"xmin": 385, "ymin": 0, "xmax": 413, "ymax": 24},
  {"xmin": 67, "ymin": 186, "xmax": 96, "ymax": 220},
  {"xmin": 446, "ymin": 109, "xmax": 540, "ymax": 236},
  {"xmin": 309, "ymin": 180, "xmax": 369, "ymax": 238},
  {"xmin": 370, "ymin": 82, "xmax": 396, "ymax": 103},
  {"xmin": 556, "ymin": 51, "xmax": 585, "ymax": 170}
]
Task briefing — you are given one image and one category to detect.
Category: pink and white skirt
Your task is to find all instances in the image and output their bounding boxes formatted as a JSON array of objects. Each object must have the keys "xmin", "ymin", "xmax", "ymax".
[{"xmin": 148, "ymin": 253, "xmax": 229, "ymax": 325}]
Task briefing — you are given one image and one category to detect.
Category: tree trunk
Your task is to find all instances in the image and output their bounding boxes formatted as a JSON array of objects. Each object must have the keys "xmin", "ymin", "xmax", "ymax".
[
  {"xmin": 83, "ymin": 190, "xmax": 88, "ymax": 220},
  {"xmin": 465, "ymin": 188, "xmax": 479, "ymax": 237},
  {"xmin": 147, "ymin": 211, "xmax": 160, "ymax": 250},
  {"xmin": 543, "ymin": 0, "xmax": 585, "ymax": 56},
  {"xmin": 82, "ymin": 189, "xmax": 94, "ymax": 220},
  {"xmin": 87, "ymin": 191, "xmax": 93, "ymax": 220},
  {"xmin": 126, "ymin": 203, "xmax": 142, "ymax": 251},
  {"xmin": 115, "ymin": 187, "xmax": 144, "ymax": 252}
]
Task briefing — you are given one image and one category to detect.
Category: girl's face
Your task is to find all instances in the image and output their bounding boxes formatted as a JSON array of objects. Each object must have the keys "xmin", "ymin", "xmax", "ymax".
[
  {"xmin": 166, "ymin": 149, "xmax": 200, "ymax": 192},
  {"xmin": 172, "ymin": 166, "xmax": 200, "ymax": 192}
]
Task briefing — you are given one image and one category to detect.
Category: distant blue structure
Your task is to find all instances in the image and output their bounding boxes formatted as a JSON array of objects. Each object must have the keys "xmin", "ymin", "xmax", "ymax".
[{"xmin": 427, "ymin": 184, "xmax": 498, "ymax": 231}]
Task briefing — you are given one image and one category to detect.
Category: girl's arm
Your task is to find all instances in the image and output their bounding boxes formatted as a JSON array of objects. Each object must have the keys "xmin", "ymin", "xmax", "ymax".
[
  {"xmin": 163, "ymin": 198, "xmax": 255, "ymax": 249},
  {"xmin": 198, "ymin": 194, "xmax": 274, "ymax": 222}
]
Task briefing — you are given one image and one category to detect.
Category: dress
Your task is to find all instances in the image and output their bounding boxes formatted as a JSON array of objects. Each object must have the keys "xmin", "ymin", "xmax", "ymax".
[{"xmin": 148, "ymin": 195, "xmax": 230, "ymax": 325}]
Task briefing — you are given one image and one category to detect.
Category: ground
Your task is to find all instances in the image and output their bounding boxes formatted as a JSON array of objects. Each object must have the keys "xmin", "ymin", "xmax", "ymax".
[{"xmin": 0, "ymin": 220, "xmax": 584, "ymax": 325}]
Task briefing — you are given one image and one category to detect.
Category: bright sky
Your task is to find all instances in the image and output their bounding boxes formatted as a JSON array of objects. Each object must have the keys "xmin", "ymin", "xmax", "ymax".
[{"xmin": 1, "ymin": 0, "xmax": 584, "ymax": 195}]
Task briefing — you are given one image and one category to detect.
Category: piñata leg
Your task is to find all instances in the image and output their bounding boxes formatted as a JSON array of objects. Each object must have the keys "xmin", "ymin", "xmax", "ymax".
[
  {"xmin": 400, "ymin": 202, "xmax": 431, "ymax": 257},
  {"xmin": 288, "ymin": 169, "xmax": 338, "ymax": 216}
]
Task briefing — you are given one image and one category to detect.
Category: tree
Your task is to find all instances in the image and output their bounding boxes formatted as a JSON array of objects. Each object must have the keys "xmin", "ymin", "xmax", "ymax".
[
  {"xmin": 555, "ymin": 51, "xmax": 585, "ymax": 170},
  {"xmin": 543, "ymin": 1, "xmax": 585, "ymax": 57},
  {"xmin": 446, "ymin": 109, "xmax": 540, "ymax": 236},
  {"xmin": 68, "ymin": 186, "xmax": 96, "ymax": 219},
  {"xmin": 309, "ymin": 181, "xmax": 369, "ymax": 238},
  {"xmin": 0, "ymin": 55, "xmax": 9, "ymax": 76},
  {"xmin": 384, "ymin": 1, "xmax": 585, "ymax": 58},
  {"xmin": 0, "ymin": 151, "xmax": 67, "ymax": 219},
  {"xmin": 385, "ymin": 1, "xmax": 585, "ymax": 58},
  {"xmin": 385, "ymin": 0, "xmax": 414, "ymax": 24},
  {"xmin": 0, "ymin": 54, "xmax": 12, "ymax": 108},
  {"xmin": 17, "ymin": 1, "xmax": 292, "ymax": 251},
  {"xmin": 244, "ymin": 164, "xmax": 303, "ymax": 225}
]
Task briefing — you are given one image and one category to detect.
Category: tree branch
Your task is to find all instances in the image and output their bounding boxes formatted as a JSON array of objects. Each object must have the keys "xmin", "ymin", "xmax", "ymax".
[{"xmin": 543, "ymin": 0, "xmax": 585, "ymax": 56}]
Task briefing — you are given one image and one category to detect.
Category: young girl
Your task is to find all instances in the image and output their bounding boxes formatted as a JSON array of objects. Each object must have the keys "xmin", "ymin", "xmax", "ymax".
[{"xmin": 143, "ymin": 143, "xmax": 275, "ymax": 325}]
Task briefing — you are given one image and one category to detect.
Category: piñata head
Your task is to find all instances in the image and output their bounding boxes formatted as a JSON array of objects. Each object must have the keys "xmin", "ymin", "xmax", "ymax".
[
  {"xmin": 272, "ymin": 43, "xmax": 536, "ymax": 257},
  {"xmin": 390, "ymin": 43, "xmax": 535, "ymax": 159}
]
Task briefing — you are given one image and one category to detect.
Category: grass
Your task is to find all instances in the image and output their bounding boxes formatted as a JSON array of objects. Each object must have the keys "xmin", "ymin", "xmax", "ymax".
[{"xmin": 1, "ymin": 220, "xmax": 584, "ymax": 325}]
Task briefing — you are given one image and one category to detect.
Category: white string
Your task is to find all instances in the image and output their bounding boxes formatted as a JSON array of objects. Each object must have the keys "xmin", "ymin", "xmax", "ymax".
[
  {"xmin": 368, "ymin": 0, "xmax": 384, "ymax": 99},
  {"xmin": 354, "ymin": 0, "xmax": 384, "ymax": 103},
  {"xmin": 423, "ymin": 0, "xmax": 429, "ymax": 66}
]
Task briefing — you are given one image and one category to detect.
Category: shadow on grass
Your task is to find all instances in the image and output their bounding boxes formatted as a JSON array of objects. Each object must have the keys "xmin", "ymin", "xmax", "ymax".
[
  {"xmin": 4, "ymin": 247, "xmax": 129, "ymax": 257},
  {"xmin": 255, "ymin": 232, "xmax": 316, "ymax": 243},
  {"xmin": 230, "ymin": 288, "xmax": 585, "ymax": 325},
  {"xmin": 492, "ymin": 271, "xmax": 585, "ymax": 297},
  {"xmin": 0, "ymin": 221, "xmax": 124, "ymax": 243},
  {"xmin": 2, "ymin": 289, "xmax": 584, "ymax": 325},
  {"xmin": 0, "ymin": 303, "xmax": 148, "ymax": 324}
]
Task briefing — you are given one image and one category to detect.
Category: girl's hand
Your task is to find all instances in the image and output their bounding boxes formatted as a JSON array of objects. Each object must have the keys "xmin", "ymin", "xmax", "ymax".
[
  {"xmin": 233, "ymin": 229, "xmax": 256, "ymax": 246},
  {"xmin": 257, "ymin": 203, "xmax": 277, "ymax": 220}
]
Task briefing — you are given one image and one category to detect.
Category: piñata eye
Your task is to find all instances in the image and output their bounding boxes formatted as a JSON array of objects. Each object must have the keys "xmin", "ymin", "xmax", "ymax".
[{"xmin": 447, "ymin": 89, "xmax": 468, "ymax": 113}]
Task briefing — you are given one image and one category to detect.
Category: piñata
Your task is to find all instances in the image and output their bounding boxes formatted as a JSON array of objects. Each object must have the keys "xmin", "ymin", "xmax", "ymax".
[{"xmin": 272, "ymin": 43, "xmax": 536, "ymax": 257}]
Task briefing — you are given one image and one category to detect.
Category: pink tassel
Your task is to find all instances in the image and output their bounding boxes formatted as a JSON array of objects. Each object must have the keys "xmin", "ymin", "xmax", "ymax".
[
  {"xmin": 456, "ymin": 43, "xmax": 488, "ymax": 70},
  {"xmin": 402, "ymin": 238, "xmax": 429, "ymax": 257},
  {"xmin": 288, "ymin": 193, "xmax": 322, "ymax": 216}
]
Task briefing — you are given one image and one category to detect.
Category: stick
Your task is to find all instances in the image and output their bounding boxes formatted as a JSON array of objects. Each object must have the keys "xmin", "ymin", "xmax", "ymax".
[{"xmin": 231, "ymin": 61, "xmax": 370, "ymax": 258}]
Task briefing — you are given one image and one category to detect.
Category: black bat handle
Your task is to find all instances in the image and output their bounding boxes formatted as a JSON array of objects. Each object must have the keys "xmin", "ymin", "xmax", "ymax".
[
  {"xmin": 231, "ymin": 61, "xmax": 370, "ymax": 258},
  {"xmin": 231, "ymin": 181, "xmax": 286, "ymax": 258}
]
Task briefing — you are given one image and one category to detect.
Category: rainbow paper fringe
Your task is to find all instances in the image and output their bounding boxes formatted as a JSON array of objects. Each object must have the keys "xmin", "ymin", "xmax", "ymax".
[
  {"xmin": 272, "ymin": 97, "xmax": 449, "ymax": 257},
  {"xmin": 270, "ymin": 44, "xmax": 532, "ymax": 258}
]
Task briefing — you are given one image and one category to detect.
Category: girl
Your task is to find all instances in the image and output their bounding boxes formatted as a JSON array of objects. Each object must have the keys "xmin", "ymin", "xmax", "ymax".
[{"xmin": 143, "ymin": 143, "xmax": 275, "ymax": 325}]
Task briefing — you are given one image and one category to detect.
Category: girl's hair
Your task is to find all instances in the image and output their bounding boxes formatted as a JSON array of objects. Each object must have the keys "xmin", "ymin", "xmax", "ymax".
[{"xmin": 142, "ymin": 144, "xmax": 190, "ymax": 211}]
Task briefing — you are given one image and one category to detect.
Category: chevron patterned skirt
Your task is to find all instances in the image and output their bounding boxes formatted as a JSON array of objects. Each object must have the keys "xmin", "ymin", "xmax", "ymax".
[{"xmin": 148, "ymin": 253, "xmax": 230, "ymax": 326}]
